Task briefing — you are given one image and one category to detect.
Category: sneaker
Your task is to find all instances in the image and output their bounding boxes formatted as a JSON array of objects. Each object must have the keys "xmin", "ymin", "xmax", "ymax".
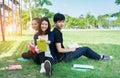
[
  {"xmin": 40, "ymin": 63, "xmax": 45, "ymax": 73},
  {"xmin": 102, "ymin": 55, "xmax": 113, "ymax": 60},
  {"xmin": 44, "ymin": 60, "xmax": 52, "ymax": 77}
]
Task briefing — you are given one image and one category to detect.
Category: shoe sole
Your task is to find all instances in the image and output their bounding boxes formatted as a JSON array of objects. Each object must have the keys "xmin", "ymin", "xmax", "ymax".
[
  {"xmin": 44, "ymin": 60, "xmax": 51, "ymax": 77},
  {"xmin": 102, "ymin": 56, "xmax": 113, "ymax": 60}
]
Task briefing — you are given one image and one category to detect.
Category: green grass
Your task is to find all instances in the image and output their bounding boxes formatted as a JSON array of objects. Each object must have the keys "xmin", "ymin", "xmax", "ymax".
[
  {"xmin": 0, "ymin": 29, "xmax": 120, "ymax": 78},
  {"xmin": 0, "ymin": 41, "xmax": 15, "ymax": 55}
]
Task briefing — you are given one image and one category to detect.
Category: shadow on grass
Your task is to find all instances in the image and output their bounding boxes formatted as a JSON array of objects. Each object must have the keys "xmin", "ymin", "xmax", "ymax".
[{"xmin": 0, "ymin": 42, "xmax": 120, "ymax": 78}]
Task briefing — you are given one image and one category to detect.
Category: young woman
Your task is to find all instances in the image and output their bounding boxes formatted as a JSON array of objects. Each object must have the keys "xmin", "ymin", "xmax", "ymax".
[
  {"xmin": 22, "ymin": 18, "xmax": 40, "ymax": 59},
  {"xmin": 33, "ymin": 17, "xmax": 57, "ymax": 77},
  {"xmin": 31, "ymin": 18, "xmax": 39, "ymax": 34}
]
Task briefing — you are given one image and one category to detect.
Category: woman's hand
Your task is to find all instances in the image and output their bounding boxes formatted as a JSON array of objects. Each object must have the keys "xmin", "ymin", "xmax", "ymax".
[
  {"xmin": 47, "ymin": 40, "xmax": 51, "ymax": 44},
  {"xmin": 35, "ymin": 46, "xmax": 43, "ymax": 53},
  {"xmin": 38, "ymin": 36, "xmax": 45, "ymax": 42},
  {"xmin": 39, "ymin": 38, "xmax": 45, "ymax": 42}
]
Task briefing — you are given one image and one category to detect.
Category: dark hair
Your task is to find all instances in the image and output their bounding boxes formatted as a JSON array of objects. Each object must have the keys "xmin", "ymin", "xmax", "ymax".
[
  {"xmin": 38, "ymin": 17, "xmax": 51, "ymax": 35},
  {"xmin": 32, "ymin": 18, "xmax": 41, "ymax": 24},
  {"xmin": 53, "ymin": 13, "xmax": 65, "ymax": 23}
]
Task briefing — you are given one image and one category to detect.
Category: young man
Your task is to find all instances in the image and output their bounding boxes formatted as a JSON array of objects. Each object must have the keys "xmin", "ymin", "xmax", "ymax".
[{"xmin": 52, "ymin": 13, "xmax": 113, "ymax": 62}]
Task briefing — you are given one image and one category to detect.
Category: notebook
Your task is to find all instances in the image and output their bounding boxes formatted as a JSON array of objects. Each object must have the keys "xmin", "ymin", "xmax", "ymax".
[
  {"xmin": 73, "ymin": 64, "xmax": 94, "ymax": 69},
  {"xmin": 37, "ymin": 39, "xmax": 47, "ymax": 52},
  {"xmin": 67, "ymin": 43, "xmax": 79, "ymax": 49}
]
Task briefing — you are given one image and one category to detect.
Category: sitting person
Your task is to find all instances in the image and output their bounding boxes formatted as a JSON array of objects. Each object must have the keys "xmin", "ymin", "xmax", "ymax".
[
  {"xmin": 33, "ymin": 17, "xmax": 57, "ymax": 77},
  {"xmin": 22, "ymin": 18, "xmax": 40, "ymax": 59},
  {"xmin": 52, "ymin": 13, "xmax": 113, "ymax": 62}
]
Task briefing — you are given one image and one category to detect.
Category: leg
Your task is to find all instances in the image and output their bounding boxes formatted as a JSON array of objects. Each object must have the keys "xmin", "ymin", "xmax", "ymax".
[
  {"xmin": 45, "ymin": 57, "xmax": 56, "ymax": 65},
  {"xmin": 64, "ymin": 46, "xmax": 101, "ymax": 61},
  {"xmin": 32, "ymin": 52, "xmax": 45, "ymax": 64},
  {"xmin": 39, "ymin": 57, "xmax": 55, "ymax": 77},
  {"xmin": 81, "ymin": 47, "xmax": 101, "ymax": 59},
  {"xmin": 44, "ymin": 57, "xmax": 55, "ymax": 77},
  {"xmin": 21, "ymin": 50, "xmax": 33, "ymax": 59}
]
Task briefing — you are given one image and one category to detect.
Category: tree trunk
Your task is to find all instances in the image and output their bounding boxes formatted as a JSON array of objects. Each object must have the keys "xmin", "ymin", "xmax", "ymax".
[
  {"xmin": 29, "ymin": 0, "xmax": 32, "ymax": 27},
  {"xmin": 0, "ymin": 0, "xmax": 5, "ymax": 41},
  {"xmin": 19, "ymin": 0, "xmax": 22, "ymax": 36},
  {"xmin": 12, "ymin": 0, "xmax": 15, "ymax": 35}
]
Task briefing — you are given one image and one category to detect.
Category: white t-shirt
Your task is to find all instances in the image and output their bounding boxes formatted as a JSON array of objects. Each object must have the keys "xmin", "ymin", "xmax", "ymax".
[{"xmin": 38, "ymin": 35, "xmax": 53, "ymax": 58}]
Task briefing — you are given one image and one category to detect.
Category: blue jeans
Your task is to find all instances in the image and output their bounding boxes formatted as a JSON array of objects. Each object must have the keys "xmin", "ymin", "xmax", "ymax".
[{"xmin": 63, "ymin": 47, "xmax": 101, "ymax": 62}]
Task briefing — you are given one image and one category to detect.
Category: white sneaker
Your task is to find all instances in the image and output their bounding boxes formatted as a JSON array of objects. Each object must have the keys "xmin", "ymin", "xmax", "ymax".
[
  {"xmin": 40, "ymin": 63, "xmax": 45, "ymax": 73},
  {"xmin": 110, "ymin": 56, "xmax": 113, "ymax": 59},
  {"xmin": 102, "ymin": 55, "xmax": 113, "ymax": 60}
]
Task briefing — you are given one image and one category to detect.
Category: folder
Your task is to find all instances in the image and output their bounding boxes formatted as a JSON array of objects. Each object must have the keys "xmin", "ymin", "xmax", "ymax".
[{"xmin": 37, "ymin": 39, "xmax": 47, "ymax": 52}]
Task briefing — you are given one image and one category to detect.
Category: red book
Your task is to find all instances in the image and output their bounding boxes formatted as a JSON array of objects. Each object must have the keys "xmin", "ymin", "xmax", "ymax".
[
  {"xmin": 28, "ymin": 43, "xmax": 35, "ymax": 53},
  {"xmin": 8, "ymin": 65, "xmax": 22, "ymax": 70}
]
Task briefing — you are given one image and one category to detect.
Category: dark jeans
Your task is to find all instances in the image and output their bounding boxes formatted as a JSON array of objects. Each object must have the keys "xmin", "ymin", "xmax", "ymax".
[
  {"xmin": 22, "ymin": 50, "xmax": 33, "ymax": 59},
  {"xmin": 33, "ymin": 52, "xmax": 56, "ymax": 65},
  {"xmin": 63, "ymin": 47, "xmax": 101, "ymax": 62}
]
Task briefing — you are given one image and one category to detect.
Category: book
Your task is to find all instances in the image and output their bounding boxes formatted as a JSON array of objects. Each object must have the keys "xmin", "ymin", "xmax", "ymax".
[
  {"xmin": 73, "ymin": 64, "xmax": 94, "ymax": 69},
  {"xmin": 7, "ymin": 65, "xmax": 22, "ymax": 70},
  {"xmin": 71, "ymin": 67, "xmax": 89, "ymax": 71},
  {"xmin": 28, "ymin": 43, "xmax": 35, "ymax": 53},
  {"xmin": 67, "ymin": 43, "xmax": 79, "ymax": 49},
  {"xmin": 37, "ymin": 39, "xmax": 47, "ymax": 52},
  {"xmin": 0, "ymin": 65, "xmax": 22, "ymax": 71}
]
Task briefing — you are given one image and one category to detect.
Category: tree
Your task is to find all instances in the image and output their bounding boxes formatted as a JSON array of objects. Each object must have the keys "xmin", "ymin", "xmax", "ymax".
[
  {"xmin": 97, "ymin": 14, "xmax": 110, "ymax": 28},
  {"xmin": 85, "ymin": 13, "xmax": 96, "ymax": 29},
  {"xmin": 35, "ymin": 0, "xmax": 52, "ymax": 8},
  {"xmin": 18, "ymin": 0, "xmax": 22, "ymax": 35},
  {"xmin": 23, "ymin": 0, "xmax": 52, "ymax": 29},
  {"xmin": 65, "ymin": 18, "xmax": 72, "ymax": 28},
  {"xmin": 112, "ymin": 16, "xmax": 120, "ymax": 26},
  {"xmin": 33, "ymin": 0, "xmax": 52, "ymax": 17},
  {"xmin": 23, "ymin": 0, "xmax": 52, "ymax": 17},
  {"xmin": 115, "ymin": 0, "xmax": 120, "ymax": 5},
  {"xmin": 21, "ymin": 10, "xmax": 30, "ymax": 29},
  {"xmin": 78, "ymin": 17, "xmax": 86, "ymax": 29},
  {"xmin": 0, "ymin": 0, "xmax": 5, "ymax": 41}
]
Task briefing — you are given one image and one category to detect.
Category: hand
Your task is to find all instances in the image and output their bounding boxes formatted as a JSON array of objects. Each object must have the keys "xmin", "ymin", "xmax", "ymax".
[
  {"xmin": 39, "ymin": 38, "xmax": 45, "ymax": 42},
  {"xmin": 38, "ymin": 36, "xmax": 45, "ymax": 42},
  {"xmin": 35, "ymin": 46, "xmax": 43, "ymax": 53},
  {"xmin": 36, "ymin": 49, "xmax": 43, "ymax": 53},
  {"xmin": 47, "ymin": 40, "xmax": 51, "ymax": 44}
]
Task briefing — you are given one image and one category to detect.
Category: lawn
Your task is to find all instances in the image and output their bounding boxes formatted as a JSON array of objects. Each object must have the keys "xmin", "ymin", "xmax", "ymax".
[{"xmin": 0, "ymin": 29, "xmax": 120, "ymax": 78}]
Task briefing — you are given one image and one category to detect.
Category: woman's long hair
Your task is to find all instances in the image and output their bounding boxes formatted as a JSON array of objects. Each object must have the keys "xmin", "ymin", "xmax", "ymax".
[{"xmin": 38, "ymin": 17, "xmax": 51, "ymax": 35}]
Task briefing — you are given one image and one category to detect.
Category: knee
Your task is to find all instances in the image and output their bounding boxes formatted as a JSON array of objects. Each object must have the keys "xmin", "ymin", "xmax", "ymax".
[
  {"xmin": 83, "ymin": 46, "xmax": 89, "ymax": 49},
  {"xmin": 21, "ymin": 52, "xmax": 32, "ymax": 59},
  {"xmin": 82, "ymin": 46, "xmax": 90, "ymax": 50}
]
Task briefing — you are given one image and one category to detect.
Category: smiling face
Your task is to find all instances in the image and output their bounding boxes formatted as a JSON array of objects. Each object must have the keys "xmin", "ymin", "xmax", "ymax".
[
  {"xmin": 53, "ymin": 13, "xmax": 65, "ymax": 30},
  {"xmin": 41, "ymin": 20, "xmax": 48, "ymax": 32},
  {"xmin": 32, "ymin": 19, "xmax": 39, "ymax": 31},
  {"xmin": 55, "ymin": 20, "xmax": 64, "ymax": 30},
  {"xmin": 38, "ymin": 17, "xmax": 51, "ymax": 35}
]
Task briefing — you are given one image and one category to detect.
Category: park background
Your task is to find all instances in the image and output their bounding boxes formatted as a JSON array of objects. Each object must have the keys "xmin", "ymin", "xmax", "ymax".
[{"xmin": 0, "ymin": 0, "xmax": 120, "ymax": 78}]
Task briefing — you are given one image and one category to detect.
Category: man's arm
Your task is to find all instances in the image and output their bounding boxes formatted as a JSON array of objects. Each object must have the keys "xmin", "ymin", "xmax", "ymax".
[{"xmin": 55, "ymin": 43, "xmax": 76, "ymax": 53}]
